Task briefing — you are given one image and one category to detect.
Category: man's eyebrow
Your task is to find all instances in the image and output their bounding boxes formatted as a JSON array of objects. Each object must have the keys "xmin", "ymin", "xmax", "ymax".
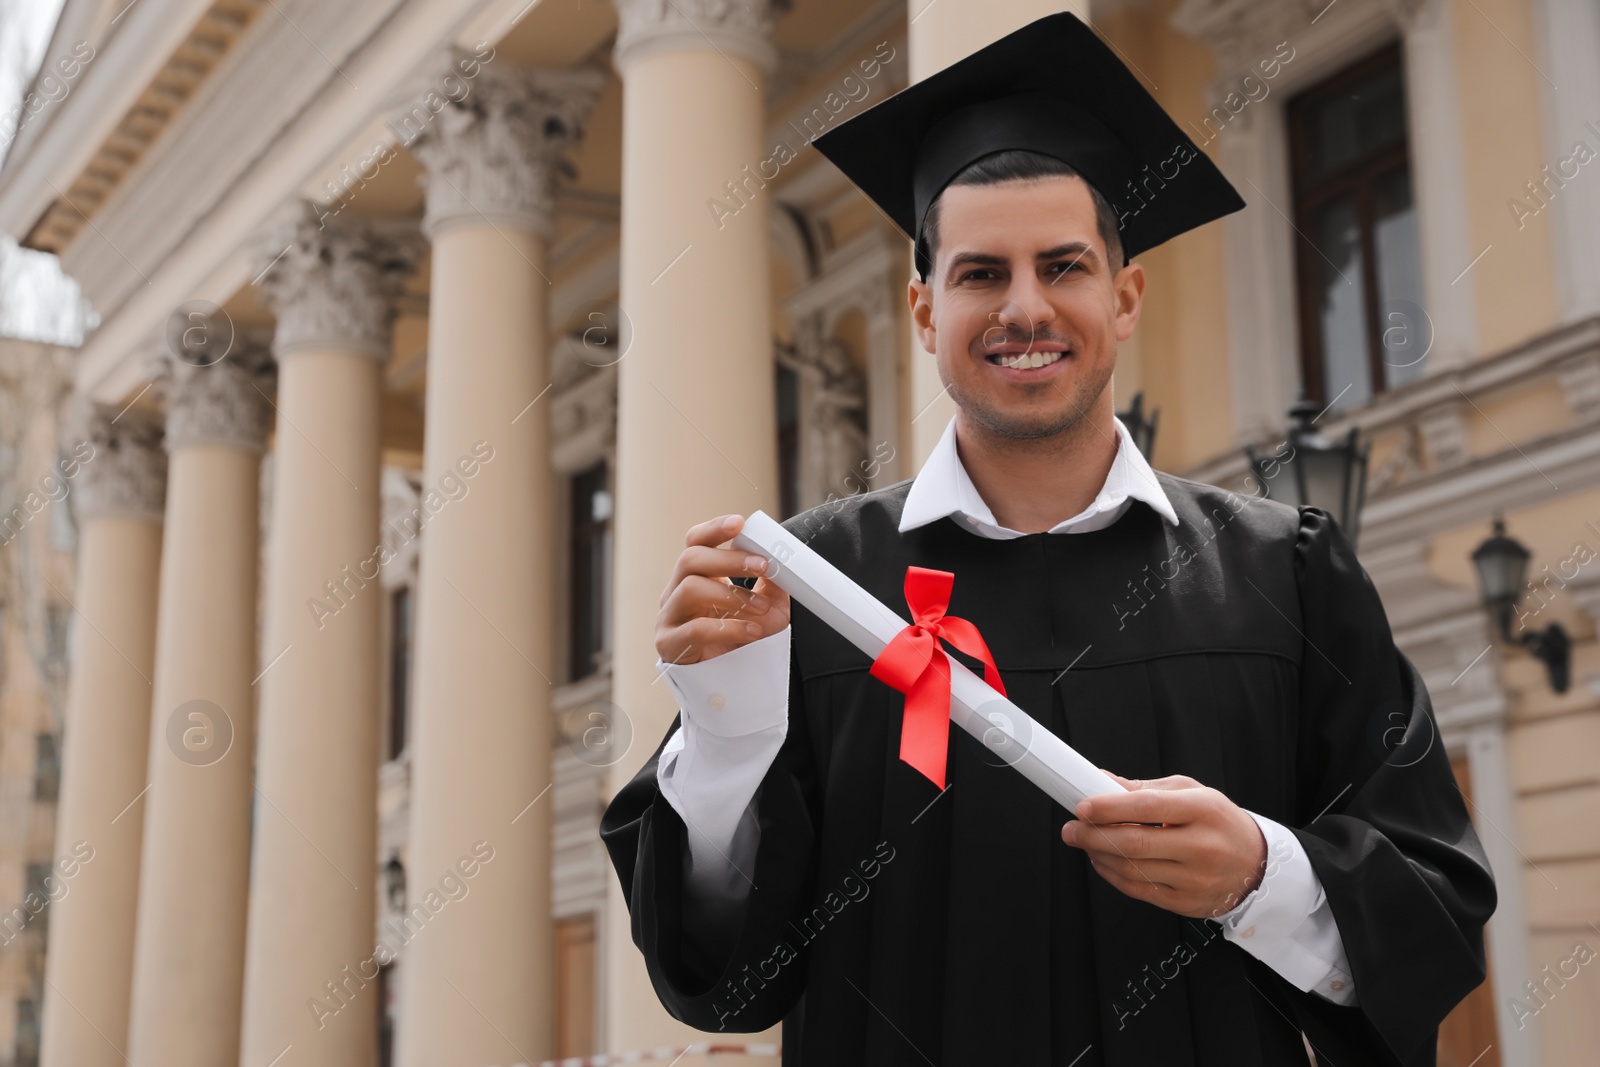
[
  {"xmin": 1038, "ymin": 241, "xmax": 1098, "ymax": 266},
  {"xmin": 944, "ymin": 242, "xmax": 1099, "ymax": 278},
  {"xmin": 945, "ymin": 250, "xmax": 1007, "ymax": 274}
]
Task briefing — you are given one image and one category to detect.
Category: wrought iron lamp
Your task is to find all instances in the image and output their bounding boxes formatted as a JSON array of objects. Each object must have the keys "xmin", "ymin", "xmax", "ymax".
[
  {"xmin": 1116, "ymin": 391, "xmax": 1159, "ymax": 461},
  {"xmin": 1244, "ymin": 395, "xmax": 1370, "ymax": 547},
  {"xmin": 1470, "ymin": 517, "xmax": 1571, "ymax": 693}
]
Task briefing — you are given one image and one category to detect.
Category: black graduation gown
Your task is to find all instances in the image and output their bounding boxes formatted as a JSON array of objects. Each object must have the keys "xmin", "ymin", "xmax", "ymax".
[{"xmin": 600, "ymin": 473, "xmax": 1496, "ymax": 1067}]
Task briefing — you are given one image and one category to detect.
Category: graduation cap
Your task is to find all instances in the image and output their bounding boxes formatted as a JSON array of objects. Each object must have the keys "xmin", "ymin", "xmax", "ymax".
[{"xmin": 811, "ymin": 11, "xmax": 1246, "ymax": 279}]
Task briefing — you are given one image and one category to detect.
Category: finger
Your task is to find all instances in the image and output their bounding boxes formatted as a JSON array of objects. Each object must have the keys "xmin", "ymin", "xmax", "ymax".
[
  {"xmin": 657, "ymin": 612, "xmax": 777, "ymax": 666},
  {"xmin": 1064, "ymin": 819, "xmax": 1180, "ymax": 862},
  {"xmin": 750, "ymin": 577, "xmax": 792, "ymax": 630},
  {"xmin": 1139, "ymin": 774, "xmax": 1201, "ymax": 791},
  {"xmin": 664, "ymin": 545, "xmax": 770, "ymax": 605},
  {"xmin": 1086, "ymin": 856, "xmax": 1174, "ymax": 904},
  {"xmin": 684, "ymin": 513, "xmax": 743, "ymax": 549},
  {"xmin": 1076, "ymin": 785, "xmax": 1205, "ymax": 826},
  {"xmin": 661, "ymin": 574, "xmax": 772, "ymax": 628},
  {"xmin": 750, "ymin": 574, "xmax": 791, "ymax": 610},
  {"xmin": 1104, "ymin": 771, "xmax": 1200, "ymax": 793},
  {"xmin": 1076, "ymin": 849, "xmax": 1185, "ymax": 888}
]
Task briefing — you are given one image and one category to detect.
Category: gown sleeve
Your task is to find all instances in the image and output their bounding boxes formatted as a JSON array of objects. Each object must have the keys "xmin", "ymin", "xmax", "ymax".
[
  {"xmin": 599, "ymin": 614, "xmax": 822, "ymax": 1034},
  {"xmin": 655, "ymin": 627, "xmax": 792, "ymax": 930},
  {"xmin": 1273, "ymin": 505, "xmax": 1497, "ymax": 1064}
]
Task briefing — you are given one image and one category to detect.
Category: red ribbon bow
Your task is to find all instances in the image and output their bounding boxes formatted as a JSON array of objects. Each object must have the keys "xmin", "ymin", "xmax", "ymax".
[{"xmin": 869, "ymin": 566, "xmax": 1008, "ymax": 789}]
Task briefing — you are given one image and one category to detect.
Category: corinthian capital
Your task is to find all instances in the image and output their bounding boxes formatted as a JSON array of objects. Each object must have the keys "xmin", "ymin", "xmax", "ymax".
[
  {"xmin": 255, "ymin": 201, "xmax": 423, "ymax": 359},
  {"xmin": 159, "ymin": 331, "xmax": 276, "ymax": 454},
  {"xmin": 59, "ymin": 399, "xmax": 167, "ymax": 522},
  {"xmin": 394, "ymin": 53, "xmax": 605, "ymax": 237},
  {"xmin": 613, "ymin": 0, "xmax": 779, "ymax": 75}
]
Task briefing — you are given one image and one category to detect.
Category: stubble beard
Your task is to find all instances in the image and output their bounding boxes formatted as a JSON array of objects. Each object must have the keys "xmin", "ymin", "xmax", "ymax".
[{"xmin": 943, "ymin": 347, "xmax": 1116, "ymax": 447}]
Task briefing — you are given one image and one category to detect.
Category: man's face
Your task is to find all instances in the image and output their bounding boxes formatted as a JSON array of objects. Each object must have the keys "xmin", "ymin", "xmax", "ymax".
[{"xmin": 908, "ymin": 175, "xmax": 1145, "ymax": 442}]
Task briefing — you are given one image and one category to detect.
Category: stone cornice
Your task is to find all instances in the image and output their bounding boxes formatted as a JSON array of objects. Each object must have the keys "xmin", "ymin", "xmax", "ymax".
[
  {"xmin": 1171, "ymin": 0, "xmax": 1313, "ymax": 75},
  {"xmin": 18, "ymin": 0, "xmax": 270, "ymax": 257},
  {"xmin": 255, "ymin": 201, "xmax": 423, "ymax": 358},
  {"xmin": 612, "ymin": 0, "xmax": 780, "ymax": 77},
  {"xmin": 1172, "ymin": 0, "xmax": 1427, "ymax": 110},
  {"xmin": 61, "ymin": 0, "xmax": 517, "ymax": 406},
  {"xmin": 398, "ymin": 54, "xmax": 605, "ymax": 238},
  {"xmin": 1181, "ymin": 315, "xmax": 1600, "ymax": 492}
]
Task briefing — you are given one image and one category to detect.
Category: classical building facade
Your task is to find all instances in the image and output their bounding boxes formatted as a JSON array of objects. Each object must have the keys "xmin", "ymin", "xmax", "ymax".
[
  {"xmin": 0, "ymin": 332, "xmax": 86, "ymax": 1067},
  {"xmin": 0, "ymin": 0, "xmax": 1596, "ymax": 1065}
]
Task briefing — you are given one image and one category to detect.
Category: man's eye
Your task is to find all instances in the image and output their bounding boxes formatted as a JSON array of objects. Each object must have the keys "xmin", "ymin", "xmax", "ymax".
[
  {"xmin": 960, "ymin": 268, "xmax": 997, "ymax": 282},
  {"xmin": 1050, "ymin": 260, "xmax": 1082, "ymax": 275}
]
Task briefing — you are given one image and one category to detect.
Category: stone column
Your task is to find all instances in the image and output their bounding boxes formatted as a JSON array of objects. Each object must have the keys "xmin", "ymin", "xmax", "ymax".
[
  {"xmin": 606, "ymin": 0, "xmax": 781, "ymax": 1052},
  {"xmin": 1533, "ymin": 0, "xmax": 1600, "ymax": 323},
  {"xmin": 1398, "ymin": 0, "xmax": 1478, "ymax": 373},
  {"xmin": 38, "ymin": 406, "xmax": 165, "ymax": 1067},
  {"xmin": 124, "ymin": 338, "xmax": 273, "ymax": 1067},
  {"xmin": 392, "ymin": 56, "xmax": 602, "ymax": 1067},
  {"xmin": 238, "ymin": 204, "xmax": 420, "ymax": 1067},
  {"xmin": 905, "ymin": 0, "xmax": 1084, "ymax": 467}
]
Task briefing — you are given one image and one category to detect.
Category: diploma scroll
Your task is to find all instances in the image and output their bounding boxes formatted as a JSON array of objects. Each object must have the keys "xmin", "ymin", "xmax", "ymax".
[{"xmin": 731, "ymin": 511, "xmax": 1126, "ymax": 810}]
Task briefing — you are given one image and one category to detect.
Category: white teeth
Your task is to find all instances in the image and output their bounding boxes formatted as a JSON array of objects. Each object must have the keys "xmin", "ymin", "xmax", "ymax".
[{"xmin": 993, "ymin": 349, "xmax": 1064, "ymax": 369}]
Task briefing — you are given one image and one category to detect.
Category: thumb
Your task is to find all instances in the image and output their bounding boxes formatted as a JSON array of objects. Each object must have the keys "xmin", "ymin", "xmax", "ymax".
[{"xmin": 1105, "ymin": 771, "xmax": 1197, "ymax": 792}]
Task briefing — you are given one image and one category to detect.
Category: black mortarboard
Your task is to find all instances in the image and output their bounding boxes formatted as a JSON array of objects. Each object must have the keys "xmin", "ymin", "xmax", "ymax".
[{"xmin": 811, "ymin": 11, "xmax": 1246, "ymax": 279}]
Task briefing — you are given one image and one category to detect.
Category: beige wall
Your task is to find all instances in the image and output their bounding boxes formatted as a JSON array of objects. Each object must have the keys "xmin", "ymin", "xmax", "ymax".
[
  {"xmin": 1429, "ymin": 482, "xmax": 1600, "ymax": 1052},
  {"xmin": 1096, "ymin": 0, "xmax": 1236, "ymax": 472},
  {"xmin": 1451, "ymin": 0, "xmax": 1560, "ymax": 357}
]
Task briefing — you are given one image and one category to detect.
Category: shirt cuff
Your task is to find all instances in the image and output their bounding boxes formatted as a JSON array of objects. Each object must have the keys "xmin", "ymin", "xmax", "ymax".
[
  {"xmin": 1215, "ymin": 811, "xmax": 1357, "ymax": 1006},
  {"xmin": 657, "ymin": 626, "xmax": 791, "ymax": 737},
  {"xmin": 655, "ymin": 627, "xmax": 791, "ymax": 897}
]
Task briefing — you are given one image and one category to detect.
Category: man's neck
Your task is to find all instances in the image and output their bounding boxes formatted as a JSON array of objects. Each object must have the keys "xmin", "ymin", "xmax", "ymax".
[{"xmin": 954, "ymin": 408, "xmax": 1121, "ymax": 534}]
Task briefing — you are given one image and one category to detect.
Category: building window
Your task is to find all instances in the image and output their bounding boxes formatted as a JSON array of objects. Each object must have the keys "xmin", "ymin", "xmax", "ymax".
[
  {"xmin": 23, "ymin": 865, "xmax": 49, "ymax": 935},
  {"xmin": 33, "ymin": 735, "xmax": 58, "ymax": 802},
  {"xmin": 43, "ymin": 604, "xmax": 70, "ymax": 680},
  {"xmin": 376, "ymin": 962, "xmax": 396, "ymax": 1067},
  {"xmin": 568, "ymin": 462, "xmax": 611, "ymax": 681},
  {"xmin": 776, "ymin": 360, "xmax": 800, "ymax": 520},
  {"xmin": 1287, "ymin": 43, "xmax": 1425, "ymax": 414},
  {"xmin": 14, "ymin": 998, "xmax": 37, "ymax": 1067},
  {"xmin": 388, "ymin": 588, "xmax": 413, "ymax": 761}
]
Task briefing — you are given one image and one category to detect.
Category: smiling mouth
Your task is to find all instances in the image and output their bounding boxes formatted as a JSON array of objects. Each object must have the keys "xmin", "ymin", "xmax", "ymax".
[{"xmin": 985, "ymin": 348, "xmax": 1069, "ymax": 370}]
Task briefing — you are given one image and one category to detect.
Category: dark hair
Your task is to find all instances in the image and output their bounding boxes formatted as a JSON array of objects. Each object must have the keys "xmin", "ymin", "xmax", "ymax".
[{"xmin": 917, "ymin": 149, "xmax": 1125, "ymax": 281}]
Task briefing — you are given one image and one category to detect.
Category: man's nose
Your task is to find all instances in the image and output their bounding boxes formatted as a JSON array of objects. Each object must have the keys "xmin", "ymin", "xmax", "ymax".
[{"xmin": 997, "ymin": 275, "xmax": 1056, "ymax": 336}]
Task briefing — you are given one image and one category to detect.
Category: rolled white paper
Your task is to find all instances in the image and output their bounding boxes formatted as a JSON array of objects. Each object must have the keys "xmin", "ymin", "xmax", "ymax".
[{"xmin": 731, "ymin": 510, "xmax": 1124, "ymax": 810}]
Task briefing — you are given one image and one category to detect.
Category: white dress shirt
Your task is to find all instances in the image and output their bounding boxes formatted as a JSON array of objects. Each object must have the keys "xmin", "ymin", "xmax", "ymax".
[{"xmin": 655, "ymin": 414, "xmax": 1356, "ymax": 1005}]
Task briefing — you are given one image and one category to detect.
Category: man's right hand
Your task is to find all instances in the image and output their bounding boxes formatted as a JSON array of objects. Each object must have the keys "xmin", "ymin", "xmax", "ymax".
[{"xmin": 656, "ymin": 514, "xmax": 792, "ymax": 666}]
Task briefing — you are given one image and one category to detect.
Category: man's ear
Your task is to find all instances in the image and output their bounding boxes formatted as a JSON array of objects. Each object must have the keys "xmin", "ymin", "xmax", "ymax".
[
  {"xmin": 908, "ymin": 275, "xmax": 937, "ymax": 356},
  {"xmin": 1113, "ymin": 260, "xmax": 1146, "ymax": 343}
]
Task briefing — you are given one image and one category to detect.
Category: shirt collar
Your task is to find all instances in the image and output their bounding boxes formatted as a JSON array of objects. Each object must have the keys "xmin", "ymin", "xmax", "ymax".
[{"xmin": 899, "ymin": 414, "xmax": 1180, "ymax": 537}]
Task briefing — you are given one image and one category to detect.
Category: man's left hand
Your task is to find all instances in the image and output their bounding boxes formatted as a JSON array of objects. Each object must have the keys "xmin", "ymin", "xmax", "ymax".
[{"xmin": 1060, "ymin": 772, "xmax": 1268, "ymax": 920}]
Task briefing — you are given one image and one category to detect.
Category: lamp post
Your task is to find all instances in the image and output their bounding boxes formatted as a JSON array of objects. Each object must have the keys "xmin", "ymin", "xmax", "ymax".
[
  {"xmin": 1470, "ymin": 517, "xmax": 1571, "ymax": 694},
  {"xmin": 1117, "ymin": 391, "xmax": 1159, "ymax": 461},
  {"xmin": 1243, "ymin": 396, "xmax": 1370, "ymax": 546}
]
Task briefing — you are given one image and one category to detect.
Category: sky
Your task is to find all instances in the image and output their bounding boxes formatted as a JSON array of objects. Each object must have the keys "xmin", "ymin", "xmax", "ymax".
[{"xmin": 0, "ymin": 0, "xmax": 93, "ymax": 347}]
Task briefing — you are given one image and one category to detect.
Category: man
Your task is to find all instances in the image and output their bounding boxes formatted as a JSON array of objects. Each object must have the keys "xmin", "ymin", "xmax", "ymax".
[{"xmin": 601, "ymin": 13, "xmax": 1494, "ymax": 1066}]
